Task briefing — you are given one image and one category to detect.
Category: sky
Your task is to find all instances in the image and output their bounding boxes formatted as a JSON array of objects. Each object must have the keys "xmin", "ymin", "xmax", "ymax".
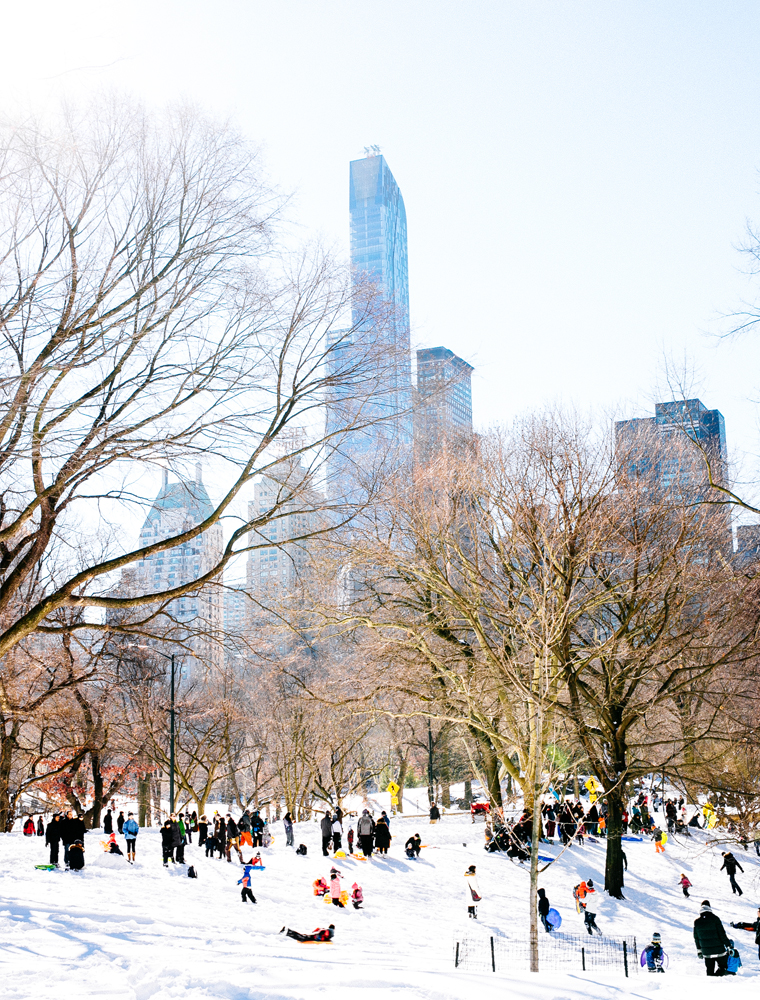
[{"xmin": 5, "ymin": 1, "xmax": 760, "ymax": 495}]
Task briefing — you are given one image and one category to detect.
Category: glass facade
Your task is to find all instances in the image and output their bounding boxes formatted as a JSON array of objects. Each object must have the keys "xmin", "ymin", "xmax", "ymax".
[
  {"xmin": 615, "ymin": 398, "xmax": 727, "ymax": 492},
  {"xmin": 415, "ymin": 346, "xmax": 474, "ymax": 462},
  {"xmin": 326, "ymin": 153, "xmax": 412, "ymax": 498}
]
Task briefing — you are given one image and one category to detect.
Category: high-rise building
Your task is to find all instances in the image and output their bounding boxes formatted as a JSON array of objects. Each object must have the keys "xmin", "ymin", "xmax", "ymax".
[
  {"xmin": 415, "ymin": 346, "xmax": 474, "ymax": 462},
  {"xmin": 326, "ymin": 151, "xmax": 412, "ymax": 497},
  {"xmin": 247, "ymin": 458, "xmax": 324, "ymax": 600},
  {"xmin": 129, "ymin": 468, "xmax": 224, "ymax": 671},
  {"xmin": 615, "ymin": 399, "xmax": 727, "ymax": 494}
]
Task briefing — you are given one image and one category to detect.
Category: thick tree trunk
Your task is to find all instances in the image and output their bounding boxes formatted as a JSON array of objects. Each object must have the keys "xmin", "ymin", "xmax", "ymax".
[
  {"xmin": 0, "ymin": 723, "xmax": 20, "ymax": 832},
  {"xmin": 529, "ymin": 779, "xmax": 542, "ymax": 972},
  {"xmin": 604, "ymin": 788, "xmax": 626, "ymax": 898},
  {"xmin": 396, "ymin": 755, "xmax": 409, "ymax": 814}
]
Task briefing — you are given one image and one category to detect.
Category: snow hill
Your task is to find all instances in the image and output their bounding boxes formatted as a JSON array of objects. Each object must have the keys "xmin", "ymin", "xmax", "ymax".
[{"xmin": 1, "ymin": 799, "xmax": 759, "ymax": 999}]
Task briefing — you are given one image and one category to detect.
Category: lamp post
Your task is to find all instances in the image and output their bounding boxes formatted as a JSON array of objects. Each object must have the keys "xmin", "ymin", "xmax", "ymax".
[{"xmin": 126, "ymin": 644, "xmax": 178, "ymax": 816}]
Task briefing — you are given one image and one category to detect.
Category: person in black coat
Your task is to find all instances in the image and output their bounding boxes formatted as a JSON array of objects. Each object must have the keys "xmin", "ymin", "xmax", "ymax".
[
  {"xmin": 694, "ymin": 900, "xmax": 731, "ymax": 976},
  {"xmin": 68, "ymin": 840, "xmax": 85, "ymax": 870},
  {"xmin": 731, "ymin": 906, "xmax": 760, "ymax": 960},
  {"xmin": 45, "ymin": 814, "xmax": 63, "ymax": 865},
  {"xmin": 215, "ymin": 816, "xmax": 227, "ymax": 859},
  {"xmin": 538, "ymin": 887, "xmax": 553, "ymax": 932},
  {"xmin": 320, "ymin": 812, "xmax": 333, "ymax": 857},
  {"xmin": 405, "ymin": 833, "xmax": 422, "ymax": 858},
  {"xmin": 429, "ymin": 803, "xmax": 440, "ymax": 823},
  {"xmin": 117, "ymin": 811, "xmax": 125, "ymax": 835},
  {"xmin": 226, "ymin": 815, "xmax": 242, "ymax": 863},
  {"xmin": 374, "ymin": 815, "xmax": 391, "ymax": 855},
  {"xmin": 198, "ymin": 815, "xmax": 209, "ymax": 847},
  {"xmin": 103, "ymin": 809, "xmax": 113, "ymax": 834},
  {"xmin": 251, "ymin": 811, "xmax": 264, "ymax": 847},
  {"xmin": 169, "ymin": 814, "xmax": 184, "ymax": 863},
  {"xmin": 36, "ymin": 816, "xmax": 45, "ymax": 837},
  {"xmin": 161, "ymin": 821, "xmax": 175, "ymax": 866},
  {"xmin": 720, "ymin": 853, "xmax": 744, "ymax": 896},
  {"xmin": 62, "ymin": 812, "xmax": 86, "ymax": 866}
]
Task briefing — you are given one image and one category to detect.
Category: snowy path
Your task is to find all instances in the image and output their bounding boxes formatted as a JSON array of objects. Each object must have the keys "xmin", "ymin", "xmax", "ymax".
[{"xmin": 1, "ymin": 810, "xmax": 758, "ymax": 999}]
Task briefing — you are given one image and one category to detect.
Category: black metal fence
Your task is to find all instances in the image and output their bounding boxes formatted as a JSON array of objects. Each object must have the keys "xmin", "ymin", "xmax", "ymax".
[{"xmin": 453, "ymin": 929, "xmax": 638, "ymax": 976}]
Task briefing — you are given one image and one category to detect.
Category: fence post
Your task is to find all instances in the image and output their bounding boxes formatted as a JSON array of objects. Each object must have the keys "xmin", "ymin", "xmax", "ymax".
[
  {"xmin": 490, "ymin": 936, "xmax": 495, "ymax": 972},
  {"xmin": 623, "ymin": 940, "xmax": 628, "ymax": 978},
  {"xmin": 581, "ymin": 946, "xmax": 585, "ymax": 971},
  {"xmin": 455, "ymin": 942, "xmax": 460, "ymax": 968}
]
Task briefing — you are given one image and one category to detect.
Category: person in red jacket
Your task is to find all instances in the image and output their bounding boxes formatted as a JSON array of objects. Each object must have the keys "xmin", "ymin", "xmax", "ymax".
[
  {"xmin": 281, "ymin": 924, "xmax": 335, "ymax": 942},
  {"xmin": 23, "ymin": 816, "xmax": 35, "ymax": 836}
]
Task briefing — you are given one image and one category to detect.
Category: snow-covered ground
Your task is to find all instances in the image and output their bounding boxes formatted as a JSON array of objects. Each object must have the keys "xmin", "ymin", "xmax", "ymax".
[{"xmin": 1, "ymin": 798, "xmax": 759, "ymax": 999}]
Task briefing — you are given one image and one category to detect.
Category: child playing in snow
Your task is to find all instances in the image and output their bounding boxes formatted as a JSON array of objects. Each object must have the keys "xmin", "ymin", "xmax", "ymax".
[
  {"xmin": 573, "ymin": 880, "xmax": 601, "ymax": 936},
  {"xmin": 679, "ymin": 874, "xmax": 692, "ymax": 898},
  {"xmin": 347, "ymin": 827, "xmax": 354, "ymax": 855},
  {"xmin": 351, "ymin": 882, "xmax": 363, "ymax": 909},
  {"xmin": 205, "ymin": 834, "xmax": 218, "ymax": 858},
  {"xmin": 313, "ymin": 876, "xmax": 329, "ymax": 896},
  {"xmin": 281, "ymin": 924, "xmax": 335, "ymax": 942},
  {"xmin": 537, "ymin": 888, "xmax": 553, "ymax": 933},
  {"xmin": 329, "ymin": 867, "xmax": 344, "ymax": 907},
  {"xmin": 238, "ymin": 864, "xmax": 257, "ymax": 904},
  {"xmin": 652, "ymin": 826, "xmax": 665, "ymax": 853},
  {"xmin": 465, "ymin": 865, "xmax": 481, "ymax": 919},
  {"xmin": 643, "ymin": 932, "xmax": 666, "ymax": 973}
]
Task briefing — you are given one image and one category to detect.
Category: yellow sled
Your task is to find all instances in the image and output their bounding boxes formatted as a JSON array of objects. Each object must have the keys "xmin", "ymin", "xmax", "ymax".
[{"xmin": 324, "ymin": 890, "xmax": 350, "ymax": 907}]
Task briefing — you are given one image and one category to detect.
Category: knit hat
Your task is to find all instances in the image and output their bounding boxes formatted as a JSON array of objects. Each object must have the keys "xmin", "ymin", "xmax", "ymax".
[
  {"xmin": 652, "ymin": 932, "xmax": 661, "ymax": 942},
  {"xmin": 466, "ymin": 864, "xmax": 476, "ymax": 873},
  {"xmin": 700, "ymin": 900, "xmax": 712, "ymax": 912},
  {"xmin": 587, "ymin": 879, "xmax": 594, "ymax": 889}
]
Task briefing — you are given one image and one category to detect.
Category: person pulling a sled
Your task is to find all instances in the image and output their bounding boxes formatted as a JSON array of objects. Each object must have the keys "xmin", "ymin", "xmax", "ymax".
[
  {"xmin": 465, "ymin": 864, "xmax": 481, "ymax": 919},
  {"xmin": 644, "ymin": 932, "xmax": 666, "ymax": 973},
  {"xmin": 573, "ymin": 879, "xmax": 601, "ymax": 936}
]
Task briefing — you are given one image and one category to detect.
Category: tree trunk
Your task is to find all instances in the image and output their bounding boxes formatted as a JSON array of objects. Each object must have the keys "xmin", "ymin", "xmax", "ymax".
[
  {"xmin": 0, "ymin": 723, "xmax": 20, "ymax": 832},
  {"xmin": 464, "ymin": 779, "xmax": 472, "ymax": 807},
  {"xmin": 152, "ymin": 775, "xmax": 162, "ymax": 822},
  {"xmin": 441, "ymin": 742, "xmax": 451, "ymax": 808},
  {"xmin": 396, "ymin": 755, "xmax": 409, "ymax": 814},
  {"xmin": 529, "ymin": 775, "xmax": 541, "ymax": 972},
  {"xmin": 88, "ymin": 750, "xmax": 104, "ymax": 829},
  {"xmin": 604, "ymin": 788, "xmax": 626, "ymax": 899}
]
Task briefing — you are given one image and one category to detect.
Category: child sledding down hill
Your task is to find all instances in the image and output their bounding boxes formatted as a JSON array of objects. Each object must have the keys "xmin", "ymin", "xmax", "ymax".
[
  {"xmin": 281, "ymin": 924, "xmax": 335, "ymax": 942},
  {"xmin": 465, "ymin": 865, "xmax": 481, "ymax": 919}
]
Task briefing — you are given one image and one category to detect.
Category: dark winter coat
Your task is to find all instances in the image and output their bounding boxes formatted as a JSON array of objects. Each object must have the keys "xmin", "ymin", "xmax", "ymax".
[
  {"xmin": 374, "ymin": 818, "xmax": 391, "ymax": 850},
  {"xmin": 720, "ymin": 854, "xmax": 744, "ymax": 876},
  {"xmin": 320, "ymin": 814, "xmax": 333, "ymax": 837},
  {"xmin": 117, "ymin": 812, "xmax": 125, "ymax": 834},
  {"xmin": 36, "ymin": 816, "xmax": 44, "ymax": 836},
  {"xmin": 161, "ymin": 825, "xmax": 174, "ymax": 849},
  {"xmin": 103, "ymin": 811, "xmax": 113, "ymax": 834},
  {"xmin": 199, "ymin": 822, "xmax": 208, "ymax": 843},
  {"xmin": 169, "ymin": 820, "xmax": 182, "ymax": 848},
  {"xmin": 216, "ymin": 819, "xmax": 227, "ymax": 844},
  {"xmin": 537, "ymin": 889, "xmax": 550, "ymax": 917},
  {"xmin": 68, "ymin": 842, "xmax": 85, "ymax": 870},
  {"xmin": 429, "ymin": 804, "xmax": 440, "ymax": 821},
  {"xmin": 46, "ymin": 817, "xmax": 63, "ymax": 845},
  {"xmin": 251, "ymin": 812, "xmax": 264, "ymax": 834},
  {"xmin": 238, "ymin": 813, "xmax": 251, "ymax": 833},
  {"xmin": 227, "ymin": 818, "xmax": 239, "ymax": 838},
  {"xmin": 64, "ymin": 817, "xmax": 86, "ymax": 844},
  {"xmin": 693, "ymin": 909, "xmax": 731, "ymax": 958}
]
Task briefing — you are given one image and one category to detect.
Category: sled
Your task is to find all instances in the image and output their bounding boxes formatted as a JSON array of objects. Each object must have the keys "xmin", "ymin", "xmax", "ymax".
[
  {"xmin": 334, "ymin": 850, "xmax": 346, "ymax": 858},
  {"xmin": 323, "ymin": 889, "xmax": 349, "ymax": 906},
  {"xmin": 34, "ymin": 864, "xmax": 56, "ymax": 871},
  {"xmin": 622, "ymin": 835, "xmax": 643, "ymax": 842},
  {"xmin": 350, "ymin": 853, "xmax": 369, "ymax": 860},
  {"xmin": 640, "ymin": 949, "xmax": 669, "ymax": 969},
  {"xmin": 547, "ymin": 908, "xmax": 561, "ymax": 928},
  {"xmin": 661, "ymin": 833, "xmax": 668, "ymax": 844},
  {"xmin": 538, "ymin": 854, "xmax": 554, "ymax": 863}
]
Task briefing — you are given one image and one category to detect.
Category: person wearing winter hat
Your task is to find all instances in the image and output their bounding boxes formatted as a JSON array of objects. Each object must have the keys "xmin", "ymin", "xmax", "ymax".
[
  {"xmin": 644, "ymin": 932, "xmax": 666, "ymax": 973},
  {"xmin": 693, "ymin": 900, "xmax": 731, "ymax": 976},
  {"xmin": 679, "ymin": 874, "xmax": 692, "ymax": 898},
  {"xmin": 464, "ymin": 865, "xmax": 481, "ymax": 919},
  {"xmin": 329, "ymin": 867, "xmax": 344, "ymax": 907},
  {"xmin": 720, "ymin": 852, "xmax": 744, "ymax": 896},
  {"xmin": 537, "ymin": 888, "xmax": 553, "ymax": 933}
]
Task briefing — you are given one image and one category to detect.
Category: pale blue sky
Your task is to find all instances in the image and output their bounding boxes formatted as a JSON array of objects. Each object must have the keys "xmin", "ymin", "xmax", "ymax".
[{"xmin": 5, "ymin": 1, "xmax": 760, "ymax": 487}]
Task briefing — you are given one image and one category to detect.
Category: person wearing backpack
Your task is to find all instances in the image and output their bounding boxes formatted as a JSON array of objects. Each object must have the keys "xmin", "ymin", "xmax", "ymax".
[{"xmin": 694, "ymin": 900, "xmax": 731, "ymax": 976}]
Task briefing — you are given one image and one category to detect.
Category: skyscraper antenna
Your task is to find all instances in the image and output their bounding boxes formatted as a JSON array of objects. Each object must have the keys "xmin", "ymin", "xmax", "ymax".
[{"xmin": 363, "ymin": 145, "xmax": 382, "ymax": 157}]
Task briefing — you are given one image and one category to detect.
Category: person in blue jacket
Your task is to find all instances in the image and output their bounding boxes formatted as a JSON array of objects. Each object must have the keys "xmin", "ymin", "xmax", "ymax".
[{"xmin": 123, "ymin": 812, "xmax": 139, "ymax": 863}]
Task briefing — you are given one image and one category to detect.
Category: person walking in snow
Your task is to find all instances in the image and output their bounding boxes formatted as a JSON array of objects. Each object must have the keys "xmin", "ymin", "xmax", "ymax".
[
  {"xmin": 123, "ymin": 812, "xmax": 139, "ymax": 863},
  {"xmin": 731, "ymin": 906, "xmax": 760, "ymax": 960},
  {"xmin": 720, "ymin": 852, "xmax": 744, "ymax": 896},
  {"xmin": 283, "ymin": 811, "xmax": 294, "ymax": 848},
  {"xmin": 357, "ymin": 809, "xmax": 375, "ymax": 857},
  {"xmin": 574, "ymin": 880, "xmax": 601, "ymax": 935},
  {"xmin": 238, "ymin": 863, "xmax": 257, "ymax": 904},
  {"xmin": 320, "ymin": 811, "xmax": 333, "ymax": 857},
  {"xmin": 23, "ymin": 815, "xmax": 34, "ymax": 836},
  {"xmin": 250, "ymin": 810, "xmax": 264, "ymax": 847},
  {"xmin": 161, "ymin": 820, "xmax": 175, "ymax": 866},
  {"xmin": 347, "ymin": 826, "xmax": 354, "ymax": 855},
  {"xmin": 652, "ymin": 826, "xmax": 665, "ymax": 853},
  {"xmin": 644, "ymin": 932, "xmax": 666, "ymax": 973},
  {"xmin": 693, "ymin": 899, "xmax": 731, "ymax": 976},
  {"xmin": 329, "ymin": 867, "xmax": 344, "ymax": 907},
  {"xmin": 429, "ymin": 802, "xmax": 440, "ymax": 823},
  {"xmin": 282, "ymin": 924, "xmax": 335, "ymax": 942},
  {"xmin": 117, "ymin": 810, "xmax": 125, "ymax": 835},
  {"xmin": 198, "ymin": 815, "xmax": 209, "ymax": 847},
  {"xmin": 215, "ymin": 815, "xmax": 227, "ymax": 860},
  {"xmin": 332, "ymin": 813, "xmax": 343, "ymax": 853},
  {"xmin": 537, "ymin": 887, "xmax": 553, "ymax": 933},
  {"xmin": 45, "ymin": 813, "xmax": 63, "ymax": 866},
  {"xmin": 680, "ymin": 874, "xmax": 692, "ymax": 898},
  {"xmin": 36, "ymin": 815, "xmax": 44, "ymax": 837},
  {"xmin": 465, "ymin": 864, "xmax": 481, "ymax": 919},
  {"xmin": 226, "ymin": 814, "xmax": 243, "ymax": 863},
  {"xmin": 103, "ymin": 809, "xmax": 113, "ymax": 835}
]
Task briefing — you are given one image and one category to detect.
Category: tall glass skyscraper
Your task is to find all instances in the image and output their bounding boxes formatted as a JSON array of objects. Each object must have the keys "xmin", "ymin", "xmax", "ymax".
[{"xmin": 326, "ymin": 152, "xmax": 412, "ymax": 497}]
